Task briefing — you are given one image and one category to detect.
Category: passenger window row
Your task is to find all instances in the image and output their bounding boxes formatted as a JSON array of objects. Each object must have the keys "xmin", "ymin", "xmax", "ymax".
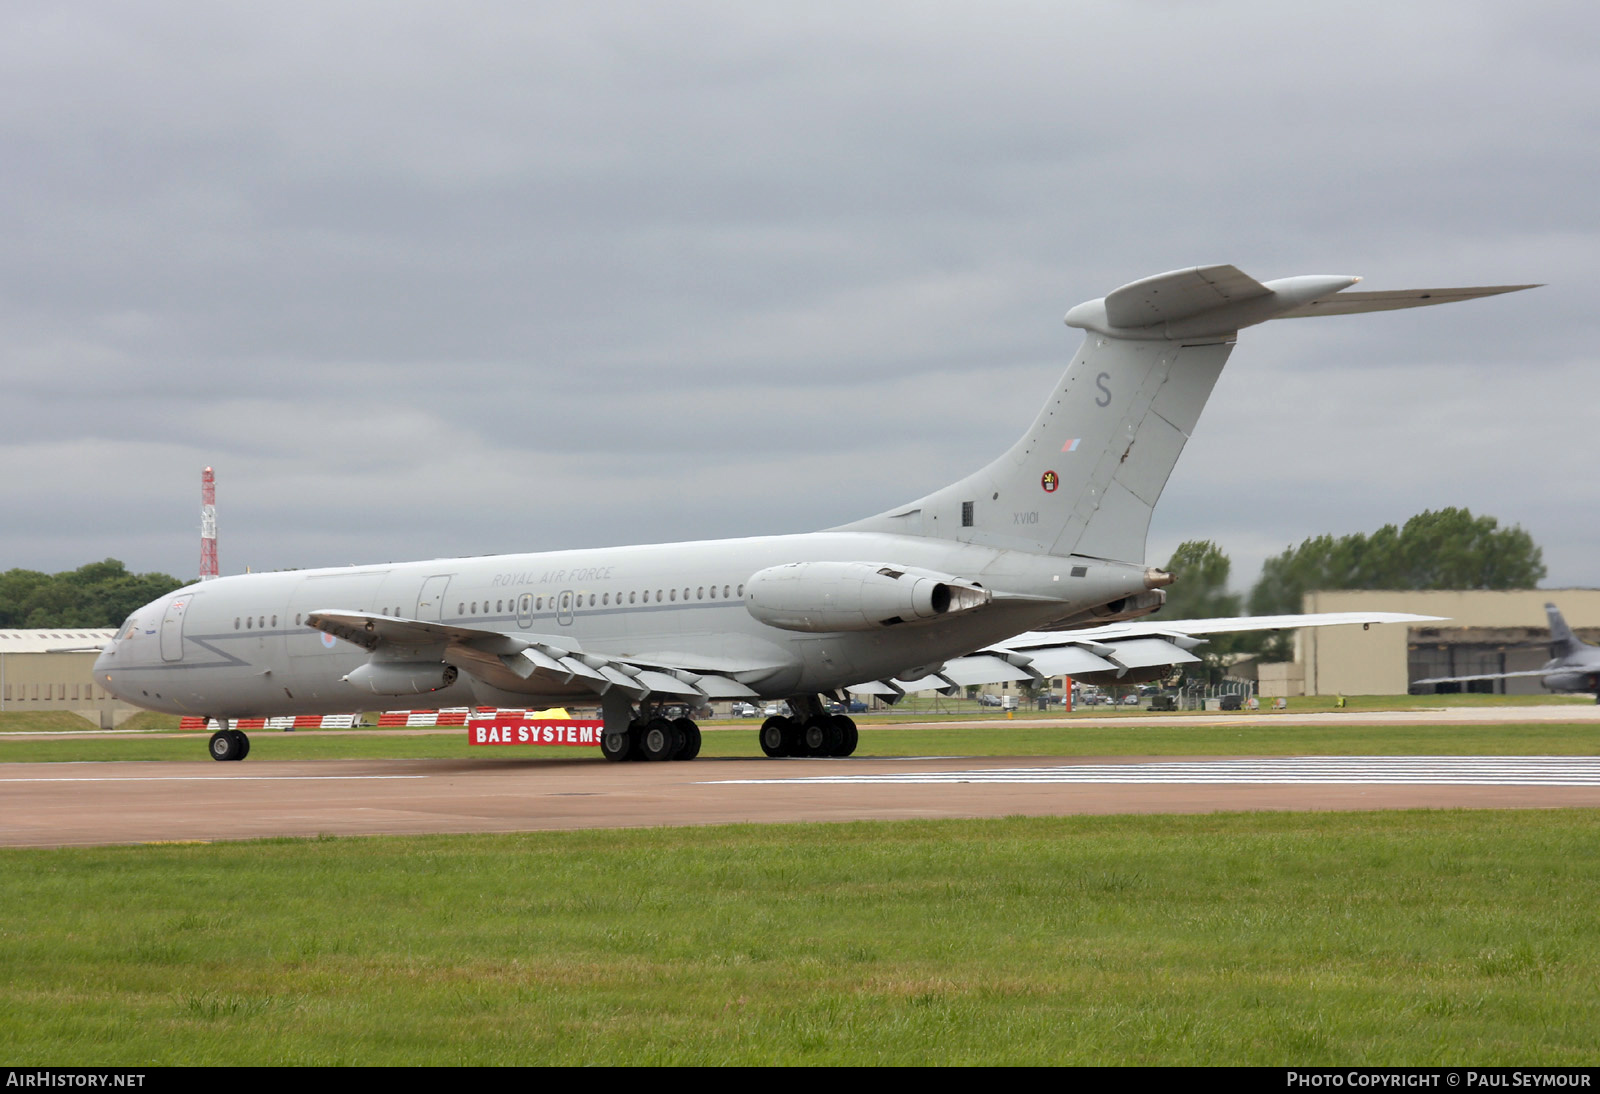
[
  {"xmin": 262, "ymin": 583, "xmax": 750, "ymax": 635},
  {"xmin": 456, "ymin": 584, "xmax": 744, "ymax": 616}
]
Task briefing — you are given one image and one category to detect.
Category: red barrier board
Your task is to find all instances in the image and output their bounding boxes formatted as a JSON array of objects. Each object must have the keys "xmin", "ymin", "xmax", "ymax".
[{"xmin": 467, "ymin": 720, "xmax": 605, "ymax": 746}]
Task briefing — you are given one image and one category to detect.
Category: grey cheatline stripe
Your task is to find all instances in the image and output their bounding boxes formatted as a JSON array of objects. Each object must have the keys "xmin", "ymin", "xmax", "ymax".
[{"xmin": 705, "ymin": 756, "xmax": 1600, "ymax": 787}]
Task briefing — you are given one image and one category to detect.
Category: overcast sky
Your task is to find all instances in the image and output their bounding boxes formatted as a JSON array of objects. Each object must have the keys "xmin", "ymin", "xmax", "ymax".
[{"xmin": 3, "ymin": 1, "xmax": 1595, "ymax": 594}]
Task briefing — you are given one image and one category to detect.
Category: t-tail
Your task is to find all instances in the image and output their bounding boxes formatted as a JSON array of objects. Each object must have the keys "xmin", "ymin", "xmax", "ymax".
[
  {"xmin": 836, "ymin": 266, "xmax": 1536, "ymax": 563},
  {"xmin": 1547, "ymin": 602, "xmax": 1584, "ymax": 660}
]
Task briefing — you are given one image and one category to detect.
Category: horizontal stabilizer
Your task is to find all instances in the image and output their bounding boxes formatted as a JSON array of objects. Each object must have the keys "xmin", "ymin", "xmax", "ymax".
[
  {"xmin": 1278, "ymin": 284, "xmax": 1540, "ymax": 318},
  {"xmin": 1102, "ymin": 264, "xmax": 1271, "ymax": 328},
  {"xmin": 1067, "ymin": 268, "xmax": 1536, "ymax": 342}
]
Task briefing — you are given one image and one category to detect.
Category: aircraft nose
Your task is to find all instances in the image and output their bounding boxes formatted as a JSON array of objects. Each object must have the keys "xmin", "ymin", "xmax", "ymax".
[{"xmin": 93, "ymin": 645, "xmax": 125, "ymax": 699}]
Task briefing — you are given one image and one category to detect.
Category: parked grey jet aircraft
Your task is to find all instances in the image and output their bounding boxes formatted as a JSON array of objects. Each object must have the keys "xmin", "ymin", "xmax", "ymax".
[
  {"xmin": 94, "ymin": 265, "xmax": 1532, "ymax": 761},
  {"xmin": 1415, "ymin": 604, "xmax": 1600, "ymax": 701}
]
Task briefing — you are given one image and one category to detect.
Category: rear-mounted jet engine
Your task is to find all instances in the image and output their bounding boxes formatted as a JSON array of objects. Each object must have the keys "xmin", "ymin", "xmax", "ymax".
[{"xmin": 745, "ymin": 561, "xmax": 990, "ymax": 632}]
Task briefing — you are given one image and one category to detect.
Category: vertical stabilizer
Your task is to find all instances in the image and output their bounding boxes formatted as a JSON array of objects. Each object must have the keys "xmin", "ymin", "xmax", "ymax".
[
  {"xmin": 1547, "ymin": 603, "xmax": 1583, "ymax": 659},
  {"xmin": 835, "ymin": 266, "xmax": 1536, "ymax": 564},
  {"xmin": 833, "ymin": 331, "xmax": 1233, "ymax": 562}
]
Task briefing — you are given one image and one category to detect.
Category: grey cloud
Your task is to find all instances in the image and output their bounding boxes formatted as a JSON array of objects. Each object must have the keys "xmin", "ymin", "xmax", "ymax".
[{"xmin": 2, "ymin": 1, "xmax": 1596, "ymax": 595}]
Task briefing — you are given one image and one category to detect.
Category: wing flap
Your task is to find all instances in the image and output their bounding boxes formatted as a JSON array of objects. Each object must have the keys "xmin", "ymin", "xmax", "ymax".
[
  {"xmin": 1023, "ymin": 647, "xmax": 1121, "ymax": 676},
  {"xmin": 693, "ymin": 675, "xmax": 761, "ymax": 699},
  {"xmin": 934, "ymin": 654, "xmax": 1034, "ymax": 687},
  {"xmin": 1100, "ymin": 637, "xmax": 1201, "ymax": 670}
]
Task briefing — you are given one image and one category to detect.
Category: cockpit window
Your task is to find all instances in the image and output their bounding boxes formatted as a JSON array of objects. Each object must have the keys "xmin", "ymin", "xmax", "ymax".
[{"xmin": 120, "ymin": 615, "xmax": 138, "ymax": 642}]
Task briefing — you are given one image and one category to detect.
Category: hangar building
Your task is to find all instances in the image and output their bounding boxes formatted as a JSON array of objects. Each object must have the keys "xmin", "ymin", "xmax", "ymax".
[
  {"xmin": 0, "ymin": 629, "xmax": 138, "ymax": 728},
  {"xmin": 1261, "ymin": 589, "xmax": 1600, "ymax": 697}
]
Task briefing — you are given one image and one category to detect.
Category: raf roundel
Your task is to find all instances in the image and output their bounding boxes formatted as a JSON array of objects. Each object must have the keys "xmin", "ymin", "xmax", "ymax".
[
  {"xmin": 1041, "ymin": 470, "xmax": 1059, "ymax": 493},
  {"xmin": 320, "ymin": 632, "xmax": 337, "ymax": 649}
]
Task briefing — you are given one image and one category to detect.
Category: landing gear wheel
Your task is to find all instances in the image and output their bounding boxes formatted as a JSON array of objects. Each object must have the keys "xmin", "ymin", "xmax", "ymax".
[
  {"xmin": 759, "ymin": 716, "xmax": 788, "ymax": 757},
  {"xmin": 232, "ymin": 730, "xmax": 251, "ymax": 760},
  {"xmin": 601, "ymin": 726, "xmax": 634, "ymax": 762},
  {"xmin": 672, "ymin": 717, "xmax": 701, "ymax": 761},
  {"xmin": 641, "ymin": 717, "xmax": 679, "ymax": 761},
  {"xmin": 830, "ymin": 715, "xmax": 858, "ymax": 757},
  {"xmin": 208, "ymin": 730, "xmax": 244, "ymax": 762},
  {"xmin": 780, "ymin": 717, "xmax": 804, "ymax": 757},
  {"xmin": 803, "ymin": 717, "xmax": 840, "ymax": 757}
]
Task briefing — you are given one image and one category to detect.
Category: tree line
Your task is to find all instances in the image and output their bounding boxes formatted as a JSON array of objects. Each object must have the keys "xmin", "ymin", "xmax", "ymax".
[
  {"xmin": 0, "ymin": 560, "xmax": 185, "ymax": 629},
  {"xmin": 1159, "ymin": 507, "xmax": 1545, "ymax": 676}
]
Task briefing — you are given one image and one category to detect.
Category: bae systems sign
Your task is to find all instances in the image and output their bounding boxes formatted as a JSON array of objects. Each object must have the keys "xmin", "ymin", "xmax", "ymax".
[{"xmin": 467, "ymin": 719, "xmax": 604, "ymax": 746}]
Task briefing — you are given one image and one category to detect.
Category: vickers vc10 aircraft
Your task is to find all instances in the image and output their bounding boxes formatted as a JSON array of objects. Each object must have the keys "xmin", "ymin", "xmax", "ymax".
[
  {"xmin": 94, "ymin": 265, "xmax": 1531, "ymax": 761},
  {"xmin": 1416, "ymin": 603, "xmax": 1600, "ymax": 702}
]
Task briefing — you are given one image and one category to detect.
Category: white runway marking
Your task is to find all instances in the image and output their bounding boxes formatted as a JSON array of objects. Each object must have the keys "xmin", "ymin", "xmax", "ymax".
[
  {"xmin": 0, "ymin": 775, "xmax": 426, "ymax": 783},
  {"xmin": 708, "ymin": 756, "xmax": 1600, "ymax": 787}
]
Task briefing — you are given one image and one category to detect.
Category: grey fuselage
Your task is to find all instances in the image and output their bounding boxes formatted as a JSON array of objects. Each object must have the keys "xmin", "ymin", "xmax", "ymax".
[{"xmin": 95, "ymin": 532, "xmax": 1150, "ymax": 718}]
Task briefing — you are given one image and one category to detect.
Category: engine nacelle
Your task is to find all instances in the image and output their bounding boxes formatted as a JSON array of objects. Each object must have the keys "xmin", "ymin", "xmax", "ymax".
[
  {"xmin": 746, "ymin": 561, "xmax": 990, "ymax": 633},
  {"xmin": 342, "ymin": 661, "xmax": 459, "ymax": 696},
  {"xmin": 1037, "ymin": 589, "xmax": 1167, "ymax": 631}
]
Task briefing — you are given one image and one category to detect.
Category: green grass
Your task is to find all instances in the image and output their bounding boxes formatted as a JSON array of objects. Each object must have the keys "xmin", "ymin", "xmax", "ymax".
[
  {"xmin": 3, "ymin": 811, "xmax": 1598, "ymax": 1065},
  {"xmin": 2, "ymin": 718, "xmax": 1597, "ymax": 763}
]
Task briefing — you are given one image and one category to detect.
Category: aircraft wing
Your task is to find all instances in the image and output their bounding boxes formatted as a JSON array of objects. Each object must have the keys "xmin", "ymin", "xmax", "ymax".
[
  {"xmin": 846, "ymin": 611, "xmax": 1443, "ymax": 696},
  {"xmin": 1412, "ymin": 669, "xmax": 1553, "ymax": 685},
  {"xmin": 304, "ymin": 610, "xmax": 764, "ymax": 700}
]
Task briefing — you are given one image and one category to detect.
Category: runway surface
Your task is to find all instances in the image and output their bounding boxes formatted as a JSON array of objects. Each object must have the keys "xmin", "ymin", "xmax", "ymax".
[{"xmin": 6, "ymin": 750, "xmax": 1600, "ymax": 848}]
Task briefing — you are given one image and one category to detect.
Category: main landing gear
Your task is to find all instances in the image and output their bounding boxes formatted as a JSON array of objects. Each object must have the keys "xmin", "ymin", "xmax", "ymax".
[
  {"xmin": 758, "ymin": 694, "xmax": 858, "ymax": 758},
  {"xmin": 597, "ymin": 692, "xmax": 858, "ymax": 762},
  {"xmin": 207, "ymin": 718, "xmax": 250, "ymax": 761},
  {"xmin": 599, "ymin": 694, "xmax": 702, "ymax": 763}
]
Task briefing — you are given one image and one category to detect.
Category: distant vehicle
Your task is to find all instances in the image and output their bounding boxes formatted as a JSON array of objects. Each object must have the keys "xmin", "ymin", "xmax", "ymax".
[
  {"xmin": 731, "ymin": 702, "xmax": 758, "ymax": 717},
  {"xmin": 978, "ymin": 693, "xmax": 1002, "ymax": 707},
  {"xmin": 1121, "ymin": 694, "xmax": 1139, "ymax": 706},
  {"xmin": 1218, "ymin": 694, "xmax": 1243, "ymax": 711},
  {"xmin": 1148, "ymin": 695, "xmax": 1177, "ymax": 712},
  {"xmin": 1001, "ymin": 695, "xmax": 1018, "ymax": 711}
]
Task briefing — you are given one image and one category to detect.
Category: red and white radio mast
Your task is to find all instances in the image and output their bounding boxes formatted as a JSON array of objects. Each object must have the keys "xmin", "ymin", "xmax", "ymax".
[{"xmin": 199, "ymin": 467, "xmax": 219, "ymax": 581}]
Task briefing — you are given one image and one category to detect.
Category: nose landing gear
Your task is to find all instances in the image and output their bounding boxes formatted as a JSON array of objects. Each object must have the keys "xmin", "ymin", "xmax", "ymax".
[{"xmin": 207, "ymin": 719, "xmax": 250, "ymax": 761}]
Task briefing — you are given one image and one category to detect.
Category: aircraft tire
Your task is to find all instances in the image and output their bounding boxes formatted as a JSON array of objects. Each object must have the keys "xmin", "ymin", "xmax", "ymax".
[
  {"xmin": 233, "ymin": 730, "xmax": 251, "ymax": 760},
  {"xmin": 601, "ymin": 726, "xmax": 634, "ymax": 762},
  {"xmin": 780, "ymin": 717, "xmax": 805, "ymax": 757},
  {"xmin": 208, "ymin": 730, "xmax": 242, "ymax": 762},
  {"xmin": 759, "ymin": 716, "xmax": 788, "ymax": 757},
  {"xmin": 830, "ymin": 715, "xmax": 857, "ymax": 757},
  {"xmin": 641, "ymin": 717, "xmax": 678, "ymax": 761},
  {"xmin": 672, "ymin": 718, "xmax": 701, "ymax": 761},
  {"xmin": 803, "ymin": 717, "xmax": 839, "ymax": 757}
]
